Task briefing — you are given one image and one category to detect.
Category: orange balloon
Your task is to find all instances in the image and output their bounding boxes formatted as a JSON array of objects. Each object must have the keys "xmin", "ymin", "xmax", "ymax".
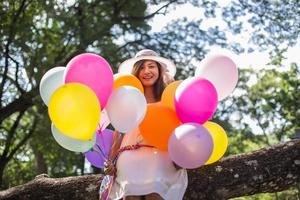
[
  {"xmin": 113, "ymin": 73, "xmax": 144, "ymax": 93},
  {"xmin": 139, "ymin": 102, "xmax": 181, "ymax": 151},
  {"xmin": 161, "ymin": 80, "xmax": 182, "ymax": 110}
]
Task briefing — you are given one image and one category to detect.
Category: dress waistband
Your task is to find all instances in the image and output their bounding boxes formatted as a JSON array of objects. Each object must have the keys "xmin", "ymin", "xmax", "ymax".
[{"xmin": 113, "ymin": 144, "xmax": 154, "ymax": 164}]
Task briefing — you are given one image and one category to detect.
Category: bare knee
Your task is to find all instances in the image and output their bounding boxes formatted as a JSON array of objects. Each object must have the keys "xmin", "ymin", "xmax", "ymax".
[
  {"xmin": 123, "ymin": 195, "xmax": 142, "ymax": 200},
  {"xmin": 145, "ymin": 193, "xmax": 164, "ymax": 200}
]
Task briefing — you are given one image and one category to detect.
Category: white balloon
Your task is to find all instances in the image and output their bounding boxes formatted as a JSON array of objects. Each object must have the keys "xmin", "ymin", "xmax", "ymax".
[
  {"xmin": 51, "ymin": 124, "xmax": 96, "ymax": 152},
  {"xmin": 106, "ymin": 86, "xmax": 147, "ymax": 133},
  {"xmin": 195, "ymin": 54, "xmax": 238, "ymax": 101},
  {"xmin": 39, "ymin": 67, "xmax": 65, "ymax": 106}
]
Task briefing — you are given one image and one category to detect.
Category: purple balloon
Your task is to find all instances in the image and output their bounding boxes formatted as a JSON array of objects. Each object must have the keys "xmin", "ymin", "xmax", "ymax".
[
  {"xmin": 85, "ymin": 129, "xmax": 114, "ymax": 168},
  {"xmin": 168, "ymin": 123, "xmax": 213, "ymax": 169},
  {"xmin": 175, "ymin": 77, "xmax": 218, "ymax": 124}
]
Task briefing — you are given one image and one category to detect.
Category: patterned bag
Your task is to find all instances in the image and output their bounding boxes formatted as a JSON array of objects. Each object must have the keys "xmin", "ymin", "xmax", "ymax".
[{"xmin": 99, "ymin": 174, "xmax": 114, "ymax": 200}]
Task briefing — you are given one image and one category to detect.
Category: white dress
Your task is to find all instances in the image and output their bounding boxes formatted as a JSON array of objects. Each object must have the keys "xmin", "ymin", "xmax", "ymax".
[{"xmin": 108, "ymin": 128, "xmax": 188, "ymax": 200}]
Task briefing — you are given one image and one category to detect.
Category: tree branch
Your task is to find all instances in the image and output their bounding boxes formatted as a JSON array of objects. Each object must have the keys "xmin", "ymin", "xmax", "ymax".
[
  {"xmin": 185, "ymin": 139, "xmax": 300, "ymax": 199},
  {"xmin": 122, "ymin": 0, "xmax": 176, "ymax": 21},
  {"xmin": 1, "ymin": 111, "xmax": 25, "ymax": 159},
  {"xmin": 0, "ymin": 174, "xmax": 102, "ymax": 200},
  {"xmin": 0, "ymin": 87, "xmax": 38, "ymax": 124},
  {"xmin": 0, "ymin": 0, "xmax": 28, "ymax": 107},
  {"xmin": 8, "ymin": 55, "xmax": 25, "ymax": 94},
  {"xmin": 0, "ymin": 139, "xmax": 299, "ymax": 200},
  {"xmin": 6, "ymin": 116, "xmax": 38, "ymax": 162},
  {"xmin": 116, "ymin": 39, "xmax": 144, "ymax": 52}
]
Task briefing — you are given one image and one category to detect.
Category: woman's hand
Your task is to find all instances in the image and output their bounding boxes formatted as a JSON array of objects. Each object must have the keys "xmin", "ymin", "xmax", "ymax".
[{"xmin": 103, "ymin": 160, "xmax": 116, "ymax": 176}]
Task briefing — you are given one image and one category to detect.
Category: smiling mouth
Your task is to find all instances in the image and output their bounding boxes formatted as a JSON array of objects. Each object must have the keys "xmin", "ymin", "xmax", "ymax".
[{"xmin": 142, "ymin": 77, "xmax": 153, "ymax": 80}]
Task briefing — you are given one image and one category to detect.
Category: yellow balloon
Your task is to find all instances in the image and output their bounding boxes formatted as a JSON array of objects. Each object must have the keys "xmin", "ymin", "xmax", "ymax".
[
  {"xmin": 204, "ymin": 121, "xmax": 228, "ymax": 164},
  {"xmin": 113, "ymin": 73, "xmax": 144, "ymax": 93},
  {"xmin": 161, "ymin": 80, "xmax": 182, "ymax": 110},
  {"xmin": 48, "ymin": 83, "xmax": 101, "ymax": 141}
]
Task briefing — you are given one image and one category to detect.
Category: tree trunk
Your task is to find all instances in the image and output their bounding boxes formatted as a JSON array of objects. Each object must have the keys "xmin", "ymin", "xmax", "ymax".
[
  {"xmin": 0, "ymin": 139, "xmax": 299, "ymax": 200},
  {"xmin": 33, "ymin": 150, "xmax": 48, "ymax": 175},
  {"xmin": 0, "ymin": 160, "xmax": 6, "ymax": 190},
  {"xmin": 185, "ymin": 139, "xmax": 300, "ymax": 199}
]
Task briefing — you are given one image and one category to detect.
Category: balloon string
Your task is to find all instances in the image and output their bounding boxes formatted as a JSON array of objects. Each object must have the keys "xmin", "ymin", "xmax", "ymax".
[
  {"xmin": 95, "ymin": 144, "xmax": 108, "ymax": 161},
  {"xmin": 93, "ymin": 125, "xmax": 107, "ymax": 160},
  {"xmin": 99, "ymin": 122, "xmax": 105, "ymax": 132},
  {"xmin": 94, "ymin": 131, "xmax": 124, "ymax": 161},
  {"xmin": 97, "ymin": 127, "xmax": 107, "ymax": 152}
]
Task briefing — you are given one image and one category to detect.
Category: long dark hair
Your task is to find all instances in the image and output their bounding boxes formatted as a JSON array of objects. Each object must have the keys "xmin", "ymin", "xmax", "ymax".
[{"xmin": 131, "ymin": 60, "xmax": 166, "ymax": 101}]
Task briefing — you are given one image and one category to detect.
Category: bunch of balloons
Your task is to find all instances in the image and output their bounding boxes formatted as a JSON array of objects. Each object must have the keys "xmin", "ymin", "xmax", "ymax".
[
  {"xmin": 39, "ymin": 53, "xmax": 114, "ymax": 154},
  {"xmin": 84, "ymin": 74, "xmax": 147, "ymax": 167},
  {"xmin": 139, "ymin": 53, "xmax": 238, "ymax": 169},
  {"xmin": 40, "ymin": 52, "xmax": 238, "ymax": 170},
  {"xmin": 40, "ymin": 53, "xmax": 148, "ymax": 168}
]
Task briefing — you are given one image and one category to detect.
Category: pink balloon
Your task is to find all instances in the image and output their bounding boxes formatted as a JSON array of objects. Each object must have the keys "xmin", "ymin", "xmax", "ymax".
[
  {"xmin": 175, "ymin": 77, "xmax": 218, "ymax": 124},
  {"xmin": 64, "ymin": 53, "xmax": 113, "ymax": 108},
  {"xmin": 168, "ymin": 123, "xmax": 213, "ymax": 169}
]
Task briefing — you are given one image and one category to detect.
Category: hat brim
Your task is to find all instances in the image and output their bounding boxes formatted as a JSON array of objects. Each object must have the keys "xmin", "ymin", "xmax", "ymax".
[{"xmin": 118, "ymin": 56, "xmax": 176, "ymax": 77}]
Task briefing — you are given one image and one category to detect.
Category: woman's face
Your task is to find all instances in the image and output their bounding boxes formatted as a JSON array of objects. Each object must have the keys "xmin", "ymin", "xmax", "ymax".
[{"xmin": 138, "ymin": 60, "xmax": 159, "ymax": 87}]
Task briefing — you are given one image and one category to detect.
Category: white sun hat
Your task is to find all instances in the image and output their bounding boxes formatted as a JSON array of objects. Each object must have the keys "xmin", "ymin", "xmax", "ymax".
[{"xmin": 118, "ymin": 49, "xmax": 177, "ymax": 77}]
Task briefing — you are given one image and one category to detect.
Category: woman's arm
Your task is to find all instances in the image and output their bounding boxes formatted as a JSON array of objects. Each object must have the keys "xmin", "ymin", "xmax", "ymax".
[
  {"xmin": 104, "ymin": 131, "xmax": 124, "ymax": 175},
  {"xmin": 109, "ymin": 131, "xmax": 123, "ymax": 160}
]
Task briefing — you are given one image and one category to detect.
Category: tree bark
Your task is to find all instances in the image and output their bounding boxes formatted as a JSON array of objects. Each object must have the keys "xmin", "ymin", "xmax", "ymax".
[
  {"xmin": 32, "ymin": 150, "xmax": 48, "ymax": 175},
  {"xmin": 0, "ymin": 160, "xmax": 8, "ymax": 190},
  {"xmin": 185, "ymin": 139, "xmax": 300, "ymax": 199},
  {"xmin": 0, "ymin": 139, "xmax": 299, "ymax": 200}
]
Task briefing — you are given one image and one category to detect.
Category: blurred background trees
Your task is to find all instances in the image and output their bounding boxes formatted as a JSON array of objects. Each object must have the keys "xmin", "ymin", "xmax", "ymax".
[{"xmin": 0, "ymin": 0, "xmax": 299, "ymax": 199}]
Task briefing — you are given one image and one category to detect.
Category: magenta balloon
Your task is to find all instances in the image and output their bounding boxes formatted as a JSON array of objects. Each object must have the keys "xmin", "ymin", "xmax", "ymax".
[
  {"xmin": 168, "ymin": 123, "xmax": 213, "ymax": 169},
  {"xmin": 64, "ymin": 53, "xmax": 113, "ymax": 108},
  {"xmin": 175, "ymin": 77, "xmax": 218, "ymax": 124},
  {"xmin": 85, "ymin": 129, "xmax": 114, "ymax": 168}
]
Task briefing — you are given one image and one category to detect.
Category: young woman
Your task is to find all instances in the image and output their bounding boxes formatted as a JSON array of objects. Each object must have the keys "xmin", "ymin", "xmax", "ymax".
[{"xmin": 105, "ymin": 49, "xmax": 188, "ymax": 200}]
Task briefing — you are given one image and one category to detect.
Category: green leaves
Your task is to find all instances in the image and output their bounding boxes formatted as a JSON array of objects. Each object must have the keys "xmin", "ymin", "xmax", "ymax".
[{"xmin": 225, "ymin": 64, "xmax": 299, "ymax": 151}]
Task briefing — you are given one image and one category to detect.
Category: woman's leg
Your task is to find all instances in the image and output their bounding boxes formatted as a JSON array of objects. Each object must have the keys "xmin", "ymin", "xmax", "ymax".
[
  {"xmin": 145, "ymin": 193, "xmax": 164, "ymax": 200},
  {"xmin": 123, "ymin": 195, "xmax": 142, "ymax": 200}
]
